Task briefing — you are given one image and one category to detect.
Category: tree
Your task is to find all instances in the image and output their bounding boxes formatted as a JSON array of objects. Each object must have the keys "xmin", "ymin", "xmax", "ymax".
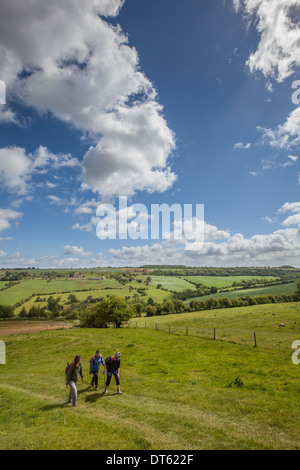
[
  {"xmin": 18, "ymin": 307, "xmax": 27, "ymax": 318},
  {"xmin": 0, "ymin": 305, "xmax": 14, "ymax": 318},
  {"xmin": 134, "ymin": 303, "xmax": 144, "ymax": 317},
  {"xmin": 67, "ymin": 293, "xmax": 78, "ymax": 304},
  {"xmin": 172, "ymin": 299, "xmax": 185, "ymax": 313},
  {"xmin": 161, "ymin": 300, "xmax": 176, "ymax": 315},
  {"xmin": 47, "ymin": 296, "xmax": 61, "ymax": 314},
  {"xmin": 27, "ymin": 306, "xmax": 41, "ymax": 318},
  {"xmin": 80, "ymin": 296, "xmax": 134, "ymax": 328},
  {"xmin": 210, "ymin": 286, "xmax": 218, "ymax": 294},
  {"xmin": 145, "ymin": 305, "xmax": 157, "ymax": 317}
]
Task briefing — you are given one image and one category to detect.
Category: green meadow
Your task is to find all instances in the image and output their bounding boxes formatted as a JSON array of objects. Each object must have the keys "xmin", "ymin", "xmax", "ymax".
[
  {"xmin": 184, "ymin": 281, "xmax": 299, "ymax": 304},
  {"xmin": 134, "ymin": 302, "xmax": 300, "ymax": 351},
  {"xmin": 0, "ymin": 277, "xmax": 173, "ymax": 310},
  {"xmin": 0, "ymin": 302, "xmax": 299, "ymax": 450},
  {"xmin": 182, "ymin": 275, "xmax": 279, "ymax": 288},
  {"xmin": 149, "ymin": 276, "xmax": 197, "ymax": 291}
]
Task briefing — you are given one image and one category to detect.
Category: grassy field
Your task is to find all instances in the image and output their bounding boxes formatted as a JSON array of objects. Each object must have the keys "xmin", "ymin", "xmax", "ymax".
[
  {"xmin": 149, "ymin": 276, "xmax": 196, "ymax": 292},
  {"xmin": 0, "ymin": 302, "xmax": 299, "ymax": 450},
  {"xmin": 134, "ymin": 302, "xmax": 300, "ymax": 351},
  {"xmin": 0, "ymin": 278, "xmax": 173, "ymax": 310},
  {"xmin": 182, "ymin": 275, "xmax": 279, "ymax": 288},
  {"xmin": 184, "ymin": 281, "xmax": 299, "ymax": 304},
  {"xmin": 0, "ymin": 278, "xmax": 120, "ymax": 306}
]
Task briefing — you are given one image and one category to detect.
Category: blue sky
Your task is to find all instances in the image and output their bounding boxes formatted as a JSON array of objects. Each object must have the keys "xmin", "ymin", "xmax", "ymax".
[{"xmin": 0, "ymin": 0, "xmax": 300, "ymax": 267}]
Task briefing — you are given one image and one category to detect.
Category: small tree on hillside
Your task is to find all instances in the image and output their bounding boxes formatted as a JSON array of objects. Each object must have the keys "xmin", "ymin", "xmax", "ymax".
[{"xmin": 80, "ymin": 295, "xmax": 134, "ymax": 328}]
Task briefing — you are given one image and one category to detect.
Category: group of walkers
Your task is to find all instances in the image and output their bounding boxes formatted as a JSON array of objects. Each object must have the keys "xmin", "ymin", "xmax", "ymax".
[{"xmin": 65, "ymin": 350, "xmax": 122, "ymax": 406}]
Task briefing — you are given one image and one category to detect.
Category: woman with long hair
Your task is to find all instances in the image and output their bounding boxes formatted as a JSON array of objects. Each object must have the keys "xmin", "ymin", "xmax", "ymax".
[{"xmin": 66, "ymin": 354, "xmax": 84, "ymax": 406}]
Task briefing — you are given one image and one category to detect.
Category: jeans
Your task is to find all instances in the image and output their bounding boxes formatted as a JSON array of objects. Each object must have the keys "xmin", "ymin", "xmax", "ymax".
[
  {"xmin": 106, "ymin": 371, "xmax": 120, "ymax": 387},
  {"xmin": 68, "ymin": 381, "xmax": 77, "ymax": 406},
  {"xmin": 91, "ymin": 371, "xmax": 98, "ymax": 388}
]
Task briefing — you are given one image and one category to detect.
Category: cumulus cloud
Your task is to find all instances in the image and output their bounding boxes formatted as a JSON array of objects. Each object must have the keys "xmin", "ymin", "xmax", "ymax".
[
  {"xmin": 63, "ymin": 245, "xmax": 93, "ymax": 258},
  {"xmin": 278, "ymin": 201, "xmax": 300, "ymax": 226},
  {"xmin": 0, "ymin": 208, "xmax": 23, "ymax": 232},
  {"xmin": 105, "ymin": 224, "xmax": 300, "ymax": 267},
  {"xmin": 0, "ymin": 0, "xmax": 176, "ymax": 198},
  {"xmin": 1, "ymin": 251, "xmax": 106, "ymax": 269},
  {"xmin": 236, "ymin": 0, "xmax": 300, "ymax": 82},
  {"xmin": 82, "ymin": 102, "xmax": 176, "ymax": 197},
  {"xmin": 0, "ymin": 145, "xmax": 79, "ymax": 195},
  {"xmin": 106, "ymin": 201, "xmax": 300, "ymax": 266},
  {"xmin": 257, "ymin": 107, "xmax": 300, "ymax": 150}
]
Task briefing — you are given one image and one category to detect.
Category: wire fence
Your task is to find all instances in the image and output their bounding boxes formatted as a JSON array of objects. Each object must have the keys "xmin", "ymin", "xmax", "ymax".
[{"xmin": 126, "ymin": 320, "xmax": 298, "ymax": 351}]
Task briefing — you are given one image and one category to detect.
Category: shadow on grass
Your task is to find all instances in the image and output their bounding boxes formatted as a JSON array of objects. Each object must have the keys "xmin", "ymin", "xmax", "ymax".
[
  {"xmin": 40, "ymin": 386, "xmax": 92, "ymax": 410},
  {"xmin": 85, "ymin": 391, "xmax": 119, "ymax": 403},
  {"xmin": 39, "ymin": 385, "xmax": 121, "ymax": 409},
  {"xmin": 41, "ymin": 401, "xmax": 73, "ymax": 411}
]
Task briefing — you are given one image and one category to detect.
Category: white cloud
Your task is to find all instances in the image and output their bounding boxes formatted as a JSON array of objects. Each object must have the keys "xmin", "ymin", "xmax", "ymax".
[
  {"xmin": 0, "ymin": 147, "xmax": 32, "ymax": 195},
  {"xmin": 47, "ymin": 195, "xmax": 63, "ymax": 205},
  {"xmin": 278, "ymin": 201, "xmax": 300, "ymax": 227},
  {"xmin": 258, "ymin": 107, "xmax": 300, "ymax": 150},
  {"xmin": 278, "ymin": 201, "xmax": 300, "ymax": 214},
  {"xmin": 0, "ymin": 0, "xmax": 176, "ymax": 198},
  {"xmin": 81, "ymin": 102, "xmax": 176, "ymax": 198},
  {"xmin": 106, "ymin": 201, "xmax": 300, "ymax": 267},
  {"xmin": 265, "ymin": 81, "xmax": 274, "ymax": 92},
  {"xmin": 63, "ymin": 245, "xmax": 93, "ymax": 258},
  {"xmin": 0, "ymin": 208, "xmax": 23, "ymax": 232},
  {"xmin": 1, "ymin": 252, "xmax": 103, "ymax": 269},
  {"xmin": 234, "ymin": 142, "xmax": 251, "ymax": 150},
  {"xmin": 0, "ymin": 109, "xmax": 18, "ymax": 124},
  {"xmin": 236, "ymin": 0, "xmax": 300, "ymax": 82},
  {"xmin": 282, "ymin": 155, "xmax": 299, "ymax": 167},
  {"xmin": 106, "ymin": 224, "xmax": 300, "ymax": 267},
  {"xmin": 0, "ymin": 145, "xmax": 80, "ymax": 195}
]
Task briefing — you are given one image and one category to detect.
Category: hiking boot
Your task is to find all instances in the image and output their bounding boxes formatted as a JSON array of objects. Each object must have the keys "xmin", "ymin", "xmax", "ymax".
[
  {"xmin": 103, "ymin": 387, "xmax": 108, "ymax": 394},
  {"xmin": 95, "ymin": 387, "xmax": 98, "ymax": 391},
  {"xmin": 117, "ymin": 386, "xmax": 122, "ymax": 395}
]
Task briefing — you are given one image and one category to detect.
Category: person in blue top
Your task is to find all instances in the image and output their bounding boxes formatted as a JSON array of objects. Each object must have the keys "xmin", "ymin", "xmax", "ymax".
[{"xmin": 89, "ymin": 350, "xmax": 105, "ymax": 391}]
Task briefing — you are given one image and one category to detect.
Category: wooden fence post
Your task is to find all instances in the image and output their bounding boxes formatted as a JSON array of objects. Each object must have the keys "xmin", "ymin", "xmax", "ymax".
[
  {"xmin": 254, "ymin": 331, "xmax": 257, "ymax": 347},
  {"xmin": 214, "ymin": 328, "xmax": 216, "ymax": 340},
  {"xmin": 186, "ymin": 326, "xmax": 188, "ymax": 336}
]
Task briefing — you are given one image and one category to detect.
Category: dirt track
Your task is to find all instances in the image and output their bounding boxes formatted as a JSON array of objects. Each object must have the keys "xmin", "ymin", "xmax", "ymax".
[{"xmin": 0, "ymin": 321, "xmax": 72, "ymax": 336}]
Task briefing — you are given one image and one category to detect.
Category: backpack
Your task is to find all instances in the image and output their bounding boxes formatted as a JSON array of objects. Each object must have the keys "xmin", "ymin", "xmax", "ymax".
[
  {"xmin": 105, "ymin": 356, "xmax": 114, "ymax": 365},
  {"xmin": 65, "ymin": 362, "xmax": 74, "ymax": 375}
]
